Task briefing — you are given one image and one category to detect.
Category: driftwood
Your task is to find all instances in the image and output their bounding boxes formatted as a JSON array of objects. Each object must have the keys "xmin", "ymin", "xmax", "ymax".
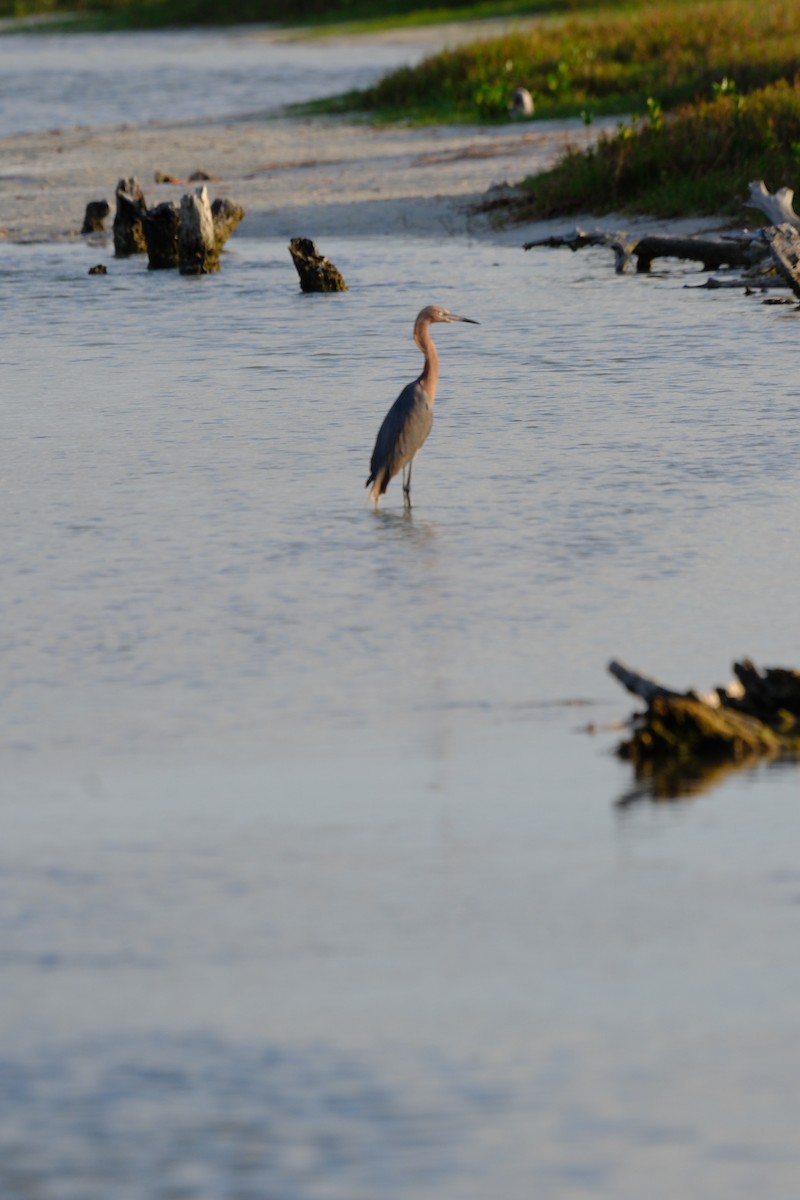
[
  {"xmin": 142, "ymin": 200, "xmax": 181, "ymax": 270},
  {"xmin": 176, "ymin": 187, "xmax": 246, "ymax": 274},
  {"xmin": 525, "ymin": 225, "xmax": 767, "ymax": 275},
  {"xmin": 524, "ymin": 182, "xmax": 800, "ymax": 294},
  {"xmin": 113, "ymin": 177, "xmax": 148, "ymax": 257},
  {"xmin": 632, "ymin": 234, "xmax": 763, "ymax": 273},
  {"xmin": 744, "ymin": 179, "xmax": 800, "ymax": 229},
  {"xmin": 179, "ymin": 187, "xmax": 217, "ymax": 274},
  {"xmin": 610, "ymin": 658, "xmax": 800, "ymax": 801},
  {"xmin": 523, "ymin": 227, "xmax": 634, "ymax": 272},
  {"xmin": 764, "ymin": 223, "xmax": 800, "ymax": 298},
  {"xmin": 288, "ymin": 238, "xmax": 348, "ymax": 292},
  {"xmin": 81, "ymin": 199, "xmax": 110, "ymax": 235},
  {"xmin": 211, "ymin": 197, "xmax": 246, "ymax": 251},
  {"xmin": 109, "ymin": 180, "xmax": 245, "ymax": 271}
]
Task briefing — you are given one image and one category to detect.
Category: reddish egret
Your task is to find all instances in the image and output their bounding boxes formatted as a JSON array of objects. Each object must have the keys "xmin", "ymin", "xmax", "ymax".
[{"xmin": 366, "ymin": 304, "xmax": 478, "ymax": 507}]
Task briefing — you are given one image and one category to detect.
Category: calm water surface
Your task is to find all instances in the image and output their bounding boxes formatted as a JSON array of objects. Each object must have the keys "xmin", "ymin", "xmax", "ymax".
[
  {"xmin": 0, "ymin": 26, "xmax": 442, "ymax": 136},
  {"xmin": 3, "ymin": 30, "xmax": 800, "ymax": 1200}
]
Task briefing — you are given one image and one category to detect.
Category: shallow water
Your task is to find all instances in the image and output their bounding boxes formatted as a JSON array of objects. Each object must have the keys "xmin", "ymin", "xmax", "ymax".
[
  {"xmin": 0, "ymin": 25, "xmax": 433, "ymax": 136},
  {"xmin": 4, "ymin": 28, "xmax": 800, "ymax": 1200}
]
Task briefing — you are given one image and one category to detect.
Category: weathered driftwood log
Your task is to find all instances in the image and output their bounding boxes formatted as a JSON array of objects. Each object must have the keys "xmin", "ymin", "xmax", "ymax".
[
  {"xmin": 608, "ymin": 660, "xmax": 685, "ymax": 704},
  {"xmin": 176, "ymin": 187, "xmax": 245, "ymax": 274},
  {"xmin": 113, "ymin": 177, "xmax": 148, "ymax": 257},
  {"xmin": 81, "ymin": 199, "xmax": 110, "ymax": 235},
  {"xmin": 524, "ymin": 227, "xmax": 634, "ymax": 272},
  {"xmin": 524, "ymin": 185, "xmax": 800, "ymax": 295},
  {"xmin": 179, "ymin": 187, "xmax": 216, "ymax": 274},
  {"xmin": 745, "ymin": 179, "xmax": 800, "ymax": 229},
  {"xmin": 288, "ymin": 238, "xmax": 348, "ymax": 293},
  {"xmin": 631, "ymin": 234, "xmax": 763, "ymax": 273},
  {"xmin": 610, "ymin": 658, "xmax": 800, "ymax": 800},
  {"xmin": 764, "ymin": 223, "xmax": 800, "ymax": 298},
  {"xmin": 142, "ymin": 193, "xmax": 244, "ymax": 271},
  {"xmin": 143, "ymin": 200, "xmax": 181, "ymax": 270},
  {"xmin": 523, "ymin": 227, "xmax": 612, "ymax": 252},
  {"xmin": 211, "ymin": 197, "xmax": 245, "ymax": 250},
  {"xmin": 725, "ymin": 660, "xmax": 800, "ymax": 716},
  {"xmin": 525, "ymin": 225, "xmax": 767, "ymax": 275}
]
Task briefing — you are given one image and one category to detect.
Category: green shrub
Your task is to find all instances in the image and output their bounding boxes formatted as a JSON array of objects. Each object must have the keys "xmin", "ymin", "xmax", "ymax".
[
  {"xmin": 353, "ymin": 0, "xmax": 800, "ymax": 123},
  {"xmin": 515, "ymin": 79, "xmax": 800, "ymax": 218}
]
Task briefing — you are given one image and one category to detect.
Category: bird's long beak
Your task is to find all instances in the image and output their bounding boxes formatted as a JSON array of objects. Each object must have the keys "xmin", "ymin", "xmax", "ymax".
[{"xmin": 451, "ymin": 314, "xmax": 480, "ymax": 324}]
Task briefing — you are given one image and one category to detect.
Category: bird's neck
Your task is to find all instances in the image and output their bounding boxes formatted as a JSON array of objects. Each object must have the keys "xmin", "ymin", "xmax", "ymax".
[{"xmin": 415, "ymin": 320, "xmax": 439, "ymax": 400}]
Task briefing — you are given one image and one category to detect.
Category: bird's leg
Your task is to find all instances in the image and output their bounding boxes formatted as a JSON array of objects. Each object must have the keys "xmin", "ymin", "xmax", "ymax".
[{"xmin": 402, "ymin": 460, "xmax": 413, "ymax": 507}]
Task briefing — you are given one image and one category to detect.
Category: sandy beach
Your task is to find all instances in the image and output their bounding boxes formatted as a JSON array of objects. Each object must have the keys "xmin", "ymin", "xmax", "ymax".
[
  {"xmin": 0, "ymin": 111, "xmax": 610, "ymax": 245},
  {"xmin": 0, "ymin": 17, "xmax": 611, "ymax": 246}
]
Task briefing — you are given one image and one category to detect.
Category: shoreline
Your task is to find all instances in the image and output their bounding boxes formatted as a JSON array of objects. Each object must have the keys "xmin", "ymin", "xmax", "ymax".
[{"xmin": 0, "ymin": 110, "xmax": 611, "ymax": 246}]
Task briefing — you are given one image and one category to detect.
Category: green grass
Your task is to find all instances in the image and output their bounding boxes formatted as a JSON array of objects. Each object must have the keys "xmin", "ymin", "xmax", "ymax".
[
  {"xmin": 501, "ymin": 80, "xmax": 800, "ymax": 219},
  {"xmin": 318, "ymin": 0, "xmax": 800, "ymax": 123},
  {"xmin": 0, "ymin": 0, "xmax": 602, "ymax": 33}
]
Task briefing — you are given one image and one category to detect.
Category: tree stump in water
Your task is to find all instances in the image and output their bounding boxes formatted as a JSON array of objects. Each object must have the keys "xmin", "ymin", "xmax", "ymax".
[
  {"xmin": 143, "ymin": 200, "xmax": 182, "ymax": 270},
  {"xmin": 81, "ymin": 199, "xmax": 110, "ymax": 235},
  {"xmin": 178, "ymin": 186, "xmax": 217, "ymax": 274},
  {"xmin": 176, "ymin": 186, "xmax": 244, "ymax": 274},
  {"xmin": 288, "ymin": 238, "xmax": 348, "ymax": 292},
  {"xmin": 139, "ymin": 192, "xmax": 244, "ymax": 271},
  {"xmin": 609, "ymin": 658, "xmax": 800, "ymax": 800},
  {"xmin": 211, "ymin": 197, "xmax": 245, "ymax": 251},
  {"xmin": 113, "ymin": 177, "xmax": 148, "ymax": 257}
]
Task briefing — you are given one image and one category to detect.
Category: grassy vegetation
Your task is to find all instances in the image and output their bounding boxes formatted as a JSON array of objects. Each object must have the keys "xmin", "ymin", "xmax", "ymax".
[
  {"xmin": 323, "ymin": 0, "xmax": 800, "ymax": 123},
  {"xmin": 0, "ymin": 0, "xmax": 590, "ymax": 33},
  {"xmin": 507, "ymin": 80, "xmax": 800, "ymax": 219}
]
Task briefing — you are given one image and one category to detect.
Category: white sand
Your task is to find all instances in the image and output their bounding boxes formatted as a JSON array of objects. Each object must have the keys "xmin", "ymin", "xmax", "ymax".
[{"xmin": 0, "ymin": 102, "xmax": 609, "ymax": 245}]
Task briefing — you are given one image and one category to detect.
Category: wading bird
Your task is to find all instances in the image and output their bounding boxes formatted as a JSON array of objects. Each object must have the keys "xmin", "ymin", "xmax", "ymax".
[{"xmin": 366, "ymin": 305, "xmax": 479, "ymax": 508}]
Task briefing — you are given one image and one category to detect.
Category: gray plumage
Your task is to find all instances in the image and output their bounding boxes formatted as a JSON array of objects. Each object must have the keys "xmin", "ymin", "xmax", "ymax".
[{"xmin": 366, "ymin": 304, "xmax": 478, "ymax": 507}]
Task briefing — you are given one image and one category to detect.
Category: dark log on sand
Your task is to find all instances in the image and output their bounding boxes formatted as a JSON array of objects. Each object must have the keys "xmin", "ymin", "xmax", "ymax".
[
  {"xmin": 288, "ymin": 237, "xmax": 348, "ymax": 292},
  {"xmin": 610, "ymin": 658, "xmax": 800, "ymax": 801},
  {"xmin": 113, "ymin": 177, "xmax": 148, "ymax": 257},
  {"xmin": 81, "ymin": 199, "xmax": 110, "ymax": 235}
]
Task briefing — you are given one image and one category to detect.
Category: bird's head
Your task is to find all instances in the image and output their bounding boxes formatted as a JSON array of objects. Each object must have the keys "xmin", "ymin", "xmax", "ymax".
[{"xmin": 417, "ymin": 305, "xmax": 480, "ymax": 327}]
